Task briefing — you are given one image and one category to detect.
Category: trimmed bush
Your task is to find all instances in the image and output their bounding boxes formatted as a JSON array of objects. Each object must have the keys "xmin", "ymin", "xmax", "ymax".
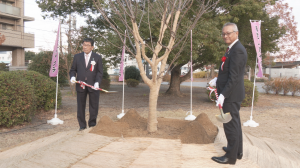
[
  {"xmin": 193, "ymin": 71, "xmax": 206, "ymax": 78},
  {"xmin": 125, "ymin": 66, "xmax": 140, "ymax": 81},
  {"xmin": 10, "ymin": 71, "xmax": 62, "ymax": 111},
  {"xmin": 126, "ymin": 78, "xmax": 139, "ymax": 87},
  {"xmin": 0, "ymin": 72, "xmax": 36, "ymax": 127}
]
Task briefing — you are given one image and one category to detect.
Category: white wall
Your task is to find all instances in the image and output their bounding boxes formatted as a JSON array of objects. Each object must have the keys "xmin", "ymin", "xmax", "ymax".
[{"xmin": 265, "ymin": 68, "xmax": 300, "ymax": 78}]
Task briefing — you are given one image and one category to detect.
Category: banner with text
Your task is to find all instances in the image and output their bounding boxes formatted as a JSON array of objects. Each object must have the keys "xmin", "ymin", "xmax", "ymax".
[
  {"xmin": 49, "ymin": 23, "xmax": 60, "ymax": 77},
  {"xmin": 119, "ymin": 33, "xmax": 126, "ymax": 81},
  {"xmin": 250, "ymin": 21, "xmax": 263, "ymax": 78}
]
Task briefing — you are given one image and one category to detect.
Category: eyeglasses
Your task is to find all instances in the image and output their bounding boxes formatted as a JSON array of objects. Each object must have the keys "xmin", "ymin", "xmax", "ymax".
[
  {"xmin": 221, "ymin": 31, "xmax": 236, "ymax": 37},
  {"xmin": 82, "ymin": 44, "xmax": 92, "ymax": 47}
]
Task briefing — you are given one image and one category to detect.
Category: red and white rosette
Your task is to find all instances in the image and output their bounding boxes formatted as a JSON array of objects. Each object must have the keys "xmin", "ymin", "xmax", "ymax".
[
  {"xmin": 90, "ymin": 60, "xmax": 96, "ymax": 71},
  {"xmin": 221, "ymin": 56, "xmax": 227, "ymax": 71},
  {"xmin": 207, "ymin": 86, "xmax": 219, "ymax": 101}
]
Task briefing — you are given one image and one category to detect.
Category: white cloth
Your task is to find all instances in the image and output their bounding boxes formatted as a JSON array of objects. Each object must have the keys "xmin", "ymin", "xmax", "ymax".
[
  {"xmin": 93, "ymin": 82, "xmax": 99, "ymax": 90},
  {"xmin": 85, "ymin": 51, "xmax": 92, "ymax": 67},
  {"xmin": 216, "ymin": 94, "xmax": 225, "ymax": 107},
  {"xmin": 70, "ymin": 76, "xmax": 76, "ymax": 84},
  {"xmin": 209, "ymin": 77, "xmax": 217, "ymax": 87}
]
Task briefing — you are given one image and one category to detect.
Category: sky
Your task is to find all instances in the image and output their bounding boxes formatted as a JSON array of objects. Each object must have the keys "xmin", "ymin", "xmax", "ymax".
[{"xmin": 23, "ymin": 0, "xmax": 300, "ymax": 53}]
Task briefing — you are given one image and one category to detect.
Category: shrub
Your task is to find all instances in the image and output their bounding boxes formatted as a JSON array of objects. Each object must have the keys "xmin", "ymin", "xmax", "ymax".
[
  {"xmin": 163, "ymin": 73, "xmax": 171, "ymax": 82},
  {"xmin": 10, "ymin": 71, "xmax": 62, "ymax": 111},
  {"xmin": 0, "ymin": 62, "xmax": 9, "ymax": 71},
  {"xmin": 126, "ymin": 78, "xmax": 139, "ymax": 87},
  {"xmin": 125, "ymin": 66, "xmax": 140, "ymax": 81},
  {"xmin": 288, "ymin": 78, "xmax": 300, "ymax": 96},
  {"xmin": 242, "ymin": 79, "xmax": 258, "ymax": 107},
  {"xmin": 272, "ymin": 78, "xmax": 283, "ymax": 95},
  {"xmin": 279, "ymin": 77, "xmax": 300, "ymax": 96},
  {"xmin": 263, "ymin": 80, "xmax": 273, "ymax": 94},
  {"xmin": 0, "ymin": 72, "xmax": 36, "ymax": 127},
  {"xmin": 28, "ymin": 51, "xmax": 68, "ymax": 86},
  {"xmin": 193, "ymin": 71, "xmax": 206, "ymax": 78}
]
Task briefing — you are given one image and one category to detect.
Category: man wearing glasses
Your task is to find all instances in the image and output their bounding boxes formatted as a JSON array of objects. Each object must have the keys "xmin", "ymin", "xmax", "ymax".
[
  {"xmin": 209, "ymin": 23, "xmax": 247, "ymax": 165},
  {"xmin": 69, "ymin": 38, "xmax": 103, "ymax": 131}
]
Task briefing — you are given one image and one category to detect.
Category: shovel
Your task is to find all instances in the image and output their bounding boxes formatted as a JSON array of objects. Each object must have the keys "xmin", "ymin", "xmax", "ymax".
[{"xmin": 216, "ymin": 104, "xmax": 232, "ymax": 123}]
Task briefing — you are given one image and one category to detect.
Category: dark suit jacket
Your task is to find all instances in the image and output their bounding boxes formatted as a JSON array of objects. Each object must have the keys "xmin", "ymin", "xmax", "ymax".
[
  {"xmin": 216, "ymin": 41, "xmax": 247, "ymax": 103},
  {"xmin": 69, "ymin": 52, "xmax": 103, "ymax": 92}
]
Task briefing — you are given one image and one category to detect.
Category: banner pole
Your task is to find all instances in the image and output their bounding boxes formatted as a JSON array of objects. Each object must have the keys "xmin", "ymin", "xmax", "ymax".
[
  {"xmin": 117, "ymin": 30, "xmax": 126, "ymax": 119},
  {"xmin": 47, "ymin": 19, "xmax": 63, "ymax": 125},
  {"xmin": 185, "ymin": 30, "xmax": 196, "ymax": 121},
  {"xmin": 243, "ymin": 20, "xmax": 260, "ymax": 127}
]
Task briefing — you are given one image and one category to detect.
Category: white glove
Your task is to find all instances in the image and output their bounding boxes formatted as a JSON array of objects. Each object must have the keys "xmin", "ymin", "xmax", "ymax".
[
  {"xmin": 93, "ymin": 82, "xmax": 99, "ymax": 90},
  {"xmin": 216, "ymin": 94, "xmax": 225, "ymax": 107},
  {"xmin": 209, "ymin": 77, "xmax": 217, "ymax": 87},
  {"xmin": 70, "ymin": 77, "xmax": 76, "ymax": 84}
]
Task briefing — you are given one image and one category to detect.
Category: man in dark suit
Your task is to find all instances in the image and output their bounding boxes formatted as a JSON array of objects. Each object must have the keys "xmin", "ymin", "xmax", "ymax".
[
  {"xmin": 210, "ymin": 23, "xmax": 247, "ymax": 165},
  {"xmin": 69, "ymin": 38, "xmax": 103, "ymax": 131}
]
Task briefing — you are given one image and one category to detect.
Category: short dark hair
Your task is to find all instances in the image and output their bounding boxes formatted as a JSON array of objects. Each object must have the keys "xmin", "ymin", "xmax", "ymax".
[{"xmin": 83, "ymin": 38, "xmax": 94, "ymax": 46}]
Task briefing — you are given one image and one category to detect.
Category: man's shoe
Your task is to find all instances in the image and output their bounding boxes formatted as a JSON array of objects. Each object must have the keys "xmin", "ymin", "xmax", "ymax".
[
  {"xmin": 237, "ymin": 153, "xmax": 243, "ymax": 160},
  {"xmin": 211, "ymin": 156, "xmax": 236, "ymax": 165},
  {"xmin": 222, "ymin": 147, "xmax": 243, "ymax": 160},
  {"xmin": 79, "ymin": 127, "xmax": 86, "ymax": 131}
]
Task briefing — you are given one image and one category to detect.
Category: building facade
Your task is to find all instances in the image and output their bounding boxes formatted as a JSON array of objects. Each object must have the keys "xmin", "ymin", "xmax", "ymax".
[{"xmin": 0, "ymin": 0, "xmax": 34, "ymax": 70}]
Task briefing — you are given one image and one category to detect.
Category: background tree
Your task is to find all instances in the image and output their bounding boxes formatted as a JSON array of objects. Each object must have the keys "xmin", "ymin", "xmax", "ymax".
[
  {"xmin": 25, "ymin": 51, "xmax": 36, "ymax": 61},
  {"xmin": 266, "ymin": 0, "xmax": 300, "ymax": 62}
]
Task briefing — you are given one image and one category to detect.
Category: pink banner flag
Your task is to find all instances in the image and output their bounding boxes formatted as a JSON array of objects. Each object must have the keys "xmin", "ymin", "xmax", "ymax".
[
  {"xmin": 49, "ymin": 23, "xmax": 60, "ymax": 77},
  {"xmin": 190, "ymin": 30, "xmax": 193, "ymax": 81},
  {"xmin": 119, "ymin": 32, "xmax": 126, "ymax": 81},
  {"xmin": 250, "ymin": 21, "xmax": 263, "ymax": 78}
]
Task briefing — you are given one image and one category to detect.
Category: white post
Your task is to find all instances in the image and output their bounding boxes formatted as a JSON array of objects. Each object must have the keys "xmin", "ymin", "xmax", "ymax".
[
  {"xmin": 117, "ymin": 31, "xmax": 127, "ymax": 119},
  {"xmin": 117, "ymin": 65, "xmax": 125, "ymax": 119},
  {"xmin": 185, "ymin": 30, "xmax": 196, "ymax": 121}
]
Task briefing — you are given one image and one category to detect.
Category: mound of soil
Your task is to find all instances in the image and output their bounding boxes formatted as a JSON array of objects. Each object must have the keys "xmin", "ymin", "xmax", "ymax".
[{"xmin": 90, "ymin": 109, "xmax": 218, "ymax": 144}]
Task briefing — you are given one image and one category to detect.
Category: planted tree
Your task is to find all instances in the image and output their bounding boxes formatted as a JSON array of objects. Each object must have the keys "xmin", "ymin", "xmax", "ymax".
[{"xmin": 91, "ymin": 0, "xmax": 220, "ymax": 132}]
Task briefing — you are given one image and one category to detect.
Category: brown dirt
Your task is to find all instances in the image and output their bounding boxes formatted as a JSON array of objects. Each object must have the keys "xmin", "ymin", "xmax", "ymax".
[
  {"xmin": 1, "ymin": 78, "xmax": 300, "ymax": 151},
  {"xmin": 90, "ymin": 109, "xmax": 218, "ymax": 144}
]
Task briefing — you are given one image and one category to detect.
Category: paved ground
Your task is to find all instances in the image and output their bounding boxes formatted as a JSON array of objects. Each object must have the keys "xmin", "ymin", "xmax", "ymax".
[{"xmin": 1, "ymin": 126, "xmax": 299, "ymax": 168}]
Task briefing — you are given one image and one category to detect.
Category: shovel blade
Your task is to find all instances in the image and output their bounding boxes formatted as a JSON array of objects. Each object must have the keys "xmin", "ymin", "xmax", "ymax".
[{"xmin": 215, "ymin": 112, "xmax": 232, "ymax": 123}]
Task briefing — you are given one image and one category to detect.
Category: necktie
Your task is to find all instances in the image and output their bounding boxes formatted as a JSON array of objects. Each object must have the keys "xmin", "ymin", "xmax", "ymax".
[
  {"xmin": 226, "ymin": 47, "xmax": 229, "ymax": 53},
  {"xmin": 85, "ymin": 54, "xmax": 89, "ymax": 67}
]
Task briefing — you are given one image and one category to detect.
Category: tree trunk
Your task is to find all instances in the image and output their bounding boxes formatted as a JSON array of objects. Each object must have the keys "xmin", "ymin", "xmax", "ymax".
[
  {"xmin": 165, "ymin": 65, "xmax": 183, "ymax": 96},
  {"xmin": 147, "ymin": 84, "xmax": 160, "ymax": 132},
  {"xmin": 210, "ymin": 65, "xmax": 215, "ymax": 78}
]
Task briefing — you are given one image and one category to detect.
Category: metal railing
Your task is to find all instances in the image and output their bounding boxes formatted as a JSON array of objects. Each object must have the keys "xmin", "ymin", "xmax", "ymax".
[{"xmin": 0, "ymin": 3, "xmax": 20, "ymax": 16}]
